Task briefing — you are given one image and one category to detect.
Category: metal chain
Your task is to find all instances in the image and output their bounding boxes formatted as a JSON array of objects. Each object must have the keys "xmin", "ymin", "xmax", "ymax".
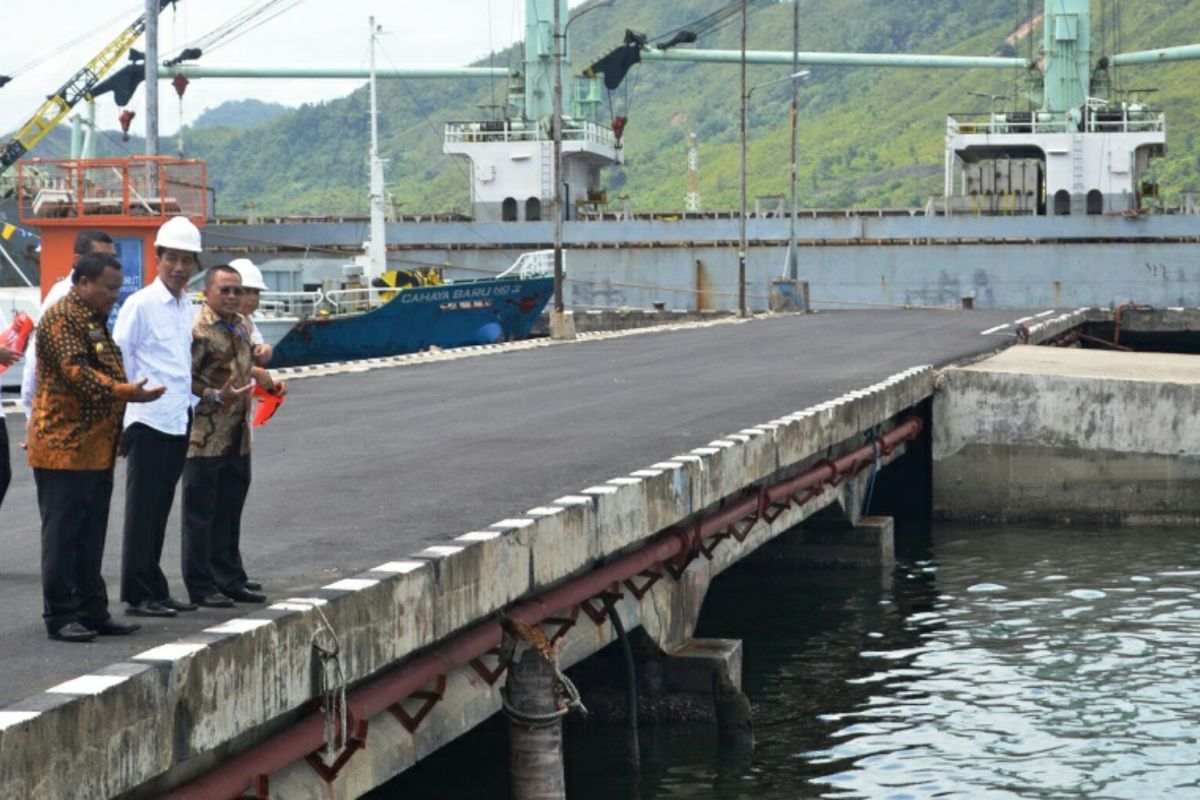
[{"xmin": 311, "ymin": 604, "xmax": 348, "ymax": 765}]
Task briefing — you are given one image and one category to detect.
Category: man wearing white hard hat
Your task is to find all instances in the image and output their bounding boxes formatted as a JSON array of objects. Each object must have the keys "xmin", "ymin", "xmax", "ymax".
[
  {"xmin": 114, "ymin": 216, "xmax": 210, "ymax": 617},
  {"xmin": 229, "ymin": 258, "xmax": 273, "ymax": 367}
]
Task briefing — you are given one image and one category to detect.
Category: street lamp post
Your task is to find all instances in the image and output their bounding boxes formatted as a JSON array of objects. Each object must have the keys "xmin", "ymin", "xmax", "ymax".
[
  {"xmin": 145, "ymin": 0, "xmax": 159, "ymax": 155},
  {"xmin": 788, "ymin": 0, "xmax": 799, "ymax": 281},
  {"xmin": 740, "ymin": 66, "xmax": 810, "ymax": 312},
  {"xmin": 551, "ymin": 0, "xmax": 615, "ymax": 340},
  {"xmin": 738, "ymin": 0, "xmax": 747, "ymax": 317}
]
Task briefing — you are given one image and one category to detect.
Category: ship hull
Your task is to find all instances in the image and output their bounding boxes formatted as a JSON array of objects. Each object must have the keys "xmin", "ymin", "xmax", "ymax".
[
  {"xmin": 205, "ymin": 216, "xmax": 1200, "ymax": 313},
  {"xmin": 270, "ymin": 276, "xmax": 553, "ymax": 368}
]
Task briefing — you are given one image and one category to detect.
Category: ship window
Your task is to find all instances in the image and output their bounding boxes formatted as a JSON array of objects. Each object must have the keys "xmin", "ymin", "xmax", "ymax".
[
  {"xmin": 1053, "ymin": 190, "xmax": 1071, "ymax": 216},
  {"xmin": 502, "ymin": 197, "xmax": 518, "ymax": 222},
  {"xmin": 525, "ymin": 197, "xmax": 542, "ymax": 221},
  {"xmin": 1086, "ymin": 190, "xmax": 1104, "ymax": 215}
]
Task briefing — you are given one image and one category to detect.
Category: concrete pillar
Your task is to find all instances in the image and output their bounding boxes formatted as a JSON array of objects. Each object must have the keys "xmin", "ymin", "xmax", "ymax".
[
  {"xmin": 662, "ymin": 638, "xmax": 742, "ymax": 698},
  {"xmin": 573, "ymin": 634, "xmax": 751, "ymax": 747},
  {"xmin": 505, "ymin": 645, "xmax": 566, "ymax": 800},
  {"xmin": 663, "ymin": 638, "xmax": 753, "ymax": 751},
  {"xmin": 660, "ymin": 639, "xmax": 754, "ymax": 753},
  {"xmin": 753, "ymin": 516, "xmax": 896, "ymax": 569},
  {"xmin": 548, "ymin": 310, "xmax": 576, "ymax": 340}
]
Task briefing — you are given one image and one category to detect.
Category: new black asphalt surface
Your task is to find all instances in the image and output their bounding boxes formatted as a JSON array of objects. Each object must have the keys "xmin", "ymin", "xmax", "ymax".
[{"xmin": 0, "ymin": 309, "xmax": 1030, "ymax": 706}]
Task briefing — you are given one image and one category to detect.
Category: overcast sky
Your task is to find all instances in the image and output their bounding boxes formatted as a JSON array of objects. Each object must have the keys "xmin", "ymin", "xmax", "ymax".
[{"xmin": 1, "ymin": 0, "xmax": 588, "ymax": 137}]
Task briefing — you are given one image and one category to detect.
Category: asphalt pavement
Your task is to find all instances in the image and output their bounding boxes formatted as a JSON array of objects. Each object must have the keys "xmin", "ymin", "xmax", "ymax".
[{"xmin": 0, "ymin": 309, "xmax": 1031, "ymax": 705}]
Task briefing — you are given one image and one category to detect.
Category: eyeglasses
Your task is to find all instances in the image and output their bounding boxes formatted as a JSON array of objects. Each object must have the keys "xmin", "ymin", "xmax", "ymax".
[{"xmin": 217, "ymin": 286, "xmax": 246, "ymax": 296}]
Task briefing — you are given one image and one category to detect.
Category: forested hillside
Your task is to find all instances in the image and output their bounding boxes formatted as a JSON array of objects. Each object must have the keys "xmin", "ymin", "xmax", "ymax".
[
  {"xmin": 191, "ymin": 99, "xmax": 290, "ymax": 130},
  {"xmin": 21, "ymin": 0, "xmax": 1200, "ymax": 215}
]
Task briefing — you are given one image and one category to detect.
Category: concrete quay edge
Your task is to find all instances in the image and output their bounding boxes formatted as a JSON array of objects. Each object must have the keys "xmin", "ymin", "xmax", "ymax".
[{"xmin": 0, "ymin": 354, "xmax": 938, "ymax": 798}]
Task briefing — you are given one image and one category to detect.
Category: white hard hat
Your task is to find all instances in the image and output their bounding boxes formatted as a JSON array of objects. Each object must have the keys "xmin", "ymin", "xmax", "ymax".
[
  {"xmin": 229, "ymin": 258, "xmax": 268, "ymax": 291},
  {"xmin": 154, "ymin": 216, "xmax": 203, "ymax": 253}
]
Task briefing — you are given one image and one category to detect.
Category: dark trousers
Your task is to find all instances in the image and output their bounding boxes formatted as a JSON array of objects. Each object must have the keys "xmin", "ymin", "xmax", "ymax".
[
  {"xmin": 120, "ymin": 423, "xmax": 189, "ymax": 605},
  {"xmin": 0, "ymin": 422, "xmax": 10, "ymax": 512},
  {"xmin": 182, "ymin": 454, "xmax": 250, "ymax": 600},
  {"xmin": 34, "ymin": 468, "xmax": 114, "ymax": 633}
]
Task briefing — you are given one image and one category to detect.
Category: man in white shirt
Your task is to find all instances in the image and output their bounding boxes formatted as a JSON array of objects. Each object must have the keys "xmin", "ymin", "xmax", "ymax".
[
  {"xmin": 114, "ymin": 217, "xmax": 204, "ymax": 618},
  {"xmin": 21, "ymin": 231, "xmax": 117, "ymax": 419},
  {"xmin": 0, "ymin": 307, "xmax": 21, "ymax": 513}
]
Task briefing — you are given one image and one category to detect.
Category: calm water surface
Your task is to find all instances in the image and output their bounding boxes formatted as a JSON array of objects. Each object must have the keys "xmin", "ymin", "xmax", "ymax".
[{"xmin": 389, "ymin": 526, "xmax": 1200, "ymax": 798}]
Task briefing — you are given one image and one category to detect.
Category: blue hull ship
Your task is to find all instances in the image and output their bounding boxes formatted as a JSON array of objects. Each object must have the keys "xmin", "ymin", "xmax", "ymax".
[{"xmin": 270, "ymin": 275, "xmax": 553, "ymax": 368}]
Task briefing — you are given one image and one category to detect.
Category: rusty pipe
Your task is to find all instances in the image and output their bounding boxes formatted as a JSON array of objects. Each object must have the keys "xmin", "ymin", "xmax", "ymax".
[
  {"xmin": 164, "ymin": 416, "xmax": 923, "ymax": 799},
  {"xmin": 766, "ymin": 416, "xmax": 922, "ymax": 506},
  {"xmin": 1113, "ymin": 302, "xmax": 1149, "ymax": 347},
  {"xmin": 163, "ymin": 533, "xmax": 689, "ymax": 800}
]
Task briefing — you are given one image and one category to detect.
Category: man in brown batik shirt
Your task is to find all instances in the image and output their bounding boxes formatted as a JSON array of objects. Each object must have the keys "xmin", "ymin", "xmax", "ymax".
[
  {"xmin": 28, "ymin": 252, "xmax": 164, "ymax": 642},
  {"xmin": 181, "ymin": 264, "xmax": 260, "ymax": 607}
]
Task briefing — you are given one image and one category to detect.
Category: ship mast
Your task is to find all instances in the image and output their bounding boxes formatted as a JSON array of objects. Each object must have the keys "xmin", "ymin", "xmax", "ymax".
[{"xmin": 366, "ymin": 16, "xmax": 388, "ymax": 281}]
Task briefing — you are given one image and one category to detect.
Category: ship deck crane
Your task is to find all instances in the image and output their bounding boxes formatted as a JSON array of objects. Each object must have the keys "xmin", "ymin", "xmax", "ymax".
[{"xmin": 0, "ymin": 0, "xmax": 177, "ymax": 177}]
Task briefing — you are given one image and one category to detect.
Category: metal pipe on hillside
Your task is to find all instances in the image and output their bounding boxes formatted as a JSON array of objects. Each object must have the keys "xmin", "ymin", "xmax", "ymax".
[
  {"xmin": 640, "ymin": 49, "xmax": 1030, "ymax": 70},
  {"xmin": 165, "ymin": 65, "xmax": 511, "ymax": 80},
  {"xmin": 1112, "ymin": 43, "xmax": 1200, "ymax": 66},
  {"xmin": 164, "ymin": 416, "xmax": 922, "ymax": 800}
]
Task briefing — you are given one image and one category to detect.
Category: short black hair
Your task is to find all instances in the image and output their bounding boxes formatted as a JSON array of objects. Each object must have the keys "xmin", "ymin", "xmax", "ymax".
[
  {"xmin": 204, "ymin": 263, "xmax": 241, "ymax": 288},
  {"xmin": 72, "ymin": 252, "xmax": 123, "ymax": 284},
  {"xmin": 74, "ymin": 230, "xmax": 114, "ymax": 256}
]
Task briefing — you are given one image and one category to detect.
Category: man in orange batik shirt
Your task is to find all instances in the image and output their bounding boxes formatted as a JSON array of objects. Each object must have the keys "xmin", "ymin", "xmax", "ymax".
[{"xmin": 27, "ymin": 252, "xmax": 165, "ymax": 642}]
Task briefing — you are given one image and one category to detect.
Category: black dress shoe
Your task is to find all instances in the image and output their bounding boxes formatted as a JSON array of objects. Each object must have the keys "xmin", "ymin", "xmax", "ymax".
[
  {"xmin": 161, "ymin": 597, "xmax": 199, "ymax": 612},
  {"xmin": 89, "ymin": 620, "xmax": 141, "ymax": 636},
  {"xmin": 196, "ymin": 593, "xmax": 235, "ymax": 608},
  {"xmin": 48, "ymin": 622, "xmax": 97, "ymax": 643},
  {"xmin": 126, "ymin": 601, "xmax": 177, "ymax": 618},
  {"xmin": 243, "ymin": 580, "xmax": 262, "ymax": 591},
  {"xmin": 223, "ymin": 588, "xmax": 267, "ymax": 604}
]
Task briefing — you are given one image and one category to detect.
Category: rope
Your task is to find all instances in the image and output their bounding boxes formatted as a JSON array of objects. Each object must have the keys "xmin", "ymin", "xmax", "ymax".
[
  {"xmin": 501, "ymin": 658, "xmax": 588, "ymax": 729},
  {"xmin": 311, "ymin": 603, "xmax": 348, "ymax": 765},
  {"xmin": 861, "ymin": 426, "xmax": 881, "ymax": 515}
]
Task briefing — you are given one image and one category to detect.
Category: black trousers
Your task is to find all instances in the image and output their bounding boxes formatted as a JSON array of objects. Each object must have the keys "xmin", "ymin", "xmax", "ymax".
[
  {"xmin": 34, "ymin": 468, "xmax": 114, "ymax": 633},
  {"xmin": 182, "ymin": 454, "xmax": 250, "ymax": 600},
  {"xmin": 0, "ymin": 421, "xmax": 10, "ymax": 513},
  {"xmin": 120, "ymin": 423, "xmax": 189, "ymax": 605}
]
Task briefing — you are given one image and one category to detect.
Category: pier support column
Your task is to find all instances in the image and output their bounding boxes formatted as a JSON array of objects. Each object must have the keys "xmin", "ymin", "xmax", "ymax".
[
  {"xmin": 504, "ymin": 639, "xmax": 567, "ymax": 800},
  {"xmin": 549, "ymin": 310, "xmax": 576, "ymax": 340},
  {"xmin": 753, "ymin": 516, "xmax": 896, "ymax": 569},
  {"xmin": 573, "ymin": 634, "xmax": 751, "ymax": 750},
  {"xmin": 663, "ymin": 638, "xmax": 754, "ymax": 753}
]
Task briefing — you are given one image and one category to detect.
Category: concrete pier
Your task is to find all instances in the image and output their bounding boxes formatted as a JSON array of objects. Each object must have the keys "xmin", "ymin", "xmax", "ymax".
[
  {"xmin": 0, "ymin": 309, "xmax": 1057, "ymax": 799},
  {"xmin": 933, "ymin": 346, "xmax": 1200, "ymax": 525}
]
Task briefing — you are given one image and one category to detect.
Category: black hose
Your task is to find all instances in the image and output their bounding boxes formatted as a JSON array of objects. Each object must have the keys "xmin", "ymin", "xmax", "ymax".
[{"xmin": 606, "ymin": 607, "xmax": 640, "ymax": 771}]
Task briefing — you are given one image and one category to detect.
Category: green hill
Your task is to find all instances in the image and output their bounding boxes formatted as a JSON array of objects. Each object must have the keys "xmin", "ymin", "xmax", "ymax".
[
  {"xmin": 191, "ymin": 99, "xmax": 291, "ymax": 130},
  {"xmin": 20, "ymin": 0, "xmax": 1200, "ymax": 214}
]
